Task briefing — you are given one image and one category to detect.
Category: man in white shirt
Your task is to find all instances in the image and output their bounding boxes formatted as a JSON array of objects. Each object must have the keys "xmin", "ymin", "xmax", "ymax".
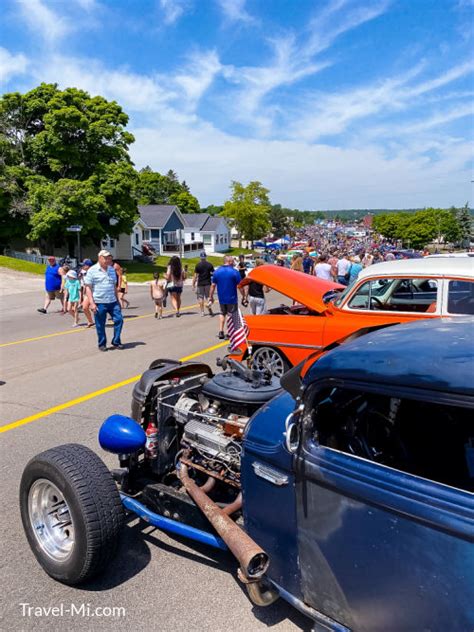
[
  {"xmin": 336, "ymin": 255, "xmax": 351, "ymax": 285},
  {"xmin": 314, "ymin": 255, "xmax": 334, "ymax": 281}
]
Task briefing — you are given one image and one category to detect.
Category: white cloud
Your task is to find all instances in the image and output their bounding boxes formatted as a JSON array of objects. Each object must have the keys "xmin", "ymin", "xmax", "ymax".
[
  {"xmin": 16, "ymin": 0, "xmax": 71, "ymax": 44},
  {"xmin": 174, "ymin": 50, "xmax": 223, "ymax": 109},
  {"xmin": 224, "ymin": 1, "xmax": 391, "ymax": 134},
  {"xmin": 289, "ymin": 61, "xmax": 473, "ymax": 142},
  {"xmin": 0, "ymin": 47, "xmax": 28, "ymax": 85},
  {"xmin": 160, "ymin": 0, "xmax": 190, "ymax": 25},
  {"xmin": 130, "ymin": 120, "xmax": 472, "ymax": 208},
  {"xmin": 32, "ymin": 55, "xmax": 177, "ymax": 116},
  {"xmin": 216, "ymin": 0, "xmax": 256, "ymax": 24}
]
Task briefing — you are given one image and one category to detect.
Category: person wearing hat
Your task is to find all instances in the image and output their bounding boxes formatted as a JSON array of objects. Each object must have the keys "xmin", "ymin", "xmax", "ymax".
[
  {"xmin": 84, "ymin": 250, "xmax": 123, "ymax": 351},
  {"xmin": 37, "ymin": 256, "xmax": 64, "ymax": 314},
  {"xmin": 64, "ymin": 269, "xmax": 81, "ymax": 327},
  {"xmin": 192, "ymin": 251, "xmax": 215, "ymax": 316}
]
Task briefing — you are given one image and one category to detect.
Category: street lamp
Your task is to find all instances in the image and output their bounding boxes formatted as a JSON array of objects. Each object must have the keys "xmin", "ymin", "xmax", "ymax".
[{"xmin": 66, "ymin": 225, "xmax": 82, "ymax": 264}]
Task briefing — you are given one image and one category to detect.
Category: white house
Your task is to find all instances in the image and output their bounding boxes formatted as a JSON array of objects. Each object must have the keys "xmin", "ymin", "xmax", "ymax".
[{"xmin": 183, "ymin": 214, "xmax": 230, "ymax": 253}]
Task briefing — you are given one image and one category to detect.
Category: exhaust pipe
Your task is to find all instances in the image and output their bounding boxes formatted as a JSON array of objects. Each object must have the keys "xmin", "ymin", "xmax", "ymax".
[{"xmin": 178, "ymin": 462, "xmax": 269, "ymax": 579}]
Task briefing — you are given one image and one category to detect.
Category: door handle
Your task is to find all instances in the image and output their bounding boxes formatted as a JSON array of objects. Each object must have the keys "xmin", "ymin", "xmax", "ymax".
[{"xmin": 252, "ymin": 462, "xmax": 288, "ymax": 486}]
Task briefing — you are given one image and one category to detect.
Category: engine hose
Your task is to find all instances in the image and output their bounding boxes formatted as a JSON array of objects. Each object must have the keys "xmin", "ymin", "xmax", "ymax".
[{"xmin": 178, "ymin": 461, "xmax": 269, "ymax": 580}]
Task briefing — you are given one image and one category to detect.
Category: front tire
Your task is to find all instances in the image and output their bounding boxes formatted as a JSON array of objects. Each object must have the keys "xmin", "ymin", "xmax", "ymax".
[
  {"xmin": 250, "ymin": 347, "xmax": 290, "ymax": 377},
  {"xmin": 20, "ymin": 444, "xmax": 124, "ymax": 585}
]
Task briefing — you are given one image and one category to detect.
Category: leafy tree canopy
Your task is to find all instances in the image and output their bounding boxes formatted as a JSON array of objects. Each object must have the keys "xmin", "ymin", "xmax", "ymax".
[
  {"xmin": 0, "ymin": 83, "xmax": 137, "ymax": 247},
  {"xmin": 221, "ymin": 181, "xmax": 271, "ymax": 244},
  {"xmin": 373, "ymin": 207, "xmax": 462, "ymax": 249},
  {"xmin": 135, "ymin": 166, "xmax": 199, "ymax": 212}
]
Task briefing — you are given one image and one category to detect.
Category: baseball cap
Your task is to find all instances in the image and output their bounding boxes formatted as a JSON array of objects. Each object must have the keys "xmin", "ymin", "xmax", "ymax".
[
  {"xmin": 98, "ymin": 249, "xmax": 112, "ymax": 258},
  {"xmin": 67, "ymin": 270, "xmax": 77, "ymax": 278},
  {"xmin": 199, "ymin": 251, "xmax": 207, "ymax": 258},
  {"xmin": 81, "ymin": 259, "xmax": 93, "ymax": 266}
]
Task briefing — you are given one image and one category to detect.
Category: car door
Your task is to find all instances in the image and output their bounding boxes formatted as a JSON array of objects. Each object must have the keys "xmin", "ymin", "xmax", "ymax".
[{"xmin": 294, "ymin": 381, "xmax": 474, "ymax": 632}]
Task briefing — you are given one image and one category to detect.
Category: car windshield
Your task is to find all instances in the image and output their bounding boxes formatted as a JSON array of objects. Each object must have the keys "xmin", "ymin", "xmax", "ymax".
[{"xmin": 333, "ymin": 282, "xmax": 356, "ymax": 306}]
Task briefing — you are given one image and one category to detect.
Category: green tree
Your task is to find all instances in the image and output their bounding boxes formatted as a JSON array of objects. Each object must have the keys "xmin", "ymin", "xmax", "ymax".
[
  {"xmin": 269, "ymin": 205, "xmax": 291, "ymax": 238},
  {"xmin": 0, "ymin": 83, "xmax": 137, "ymax": 249},
  {"xmin": 135, "ymin": 167, "xmax": 198, "ymax": 209},
  {"xmin": 221, "ymin": 181, "xmax": 271, "ymax": 246},
  {"xmin": 27, "ymin": 162, "xmax": 138, "ymax": 246},
  {"xmin": 168, "ymin": 190, "xmax": 200, "ymax": 214},
  {"xmin": 456, "ymin": 202, "xmax": 472, "ymax": 247}
]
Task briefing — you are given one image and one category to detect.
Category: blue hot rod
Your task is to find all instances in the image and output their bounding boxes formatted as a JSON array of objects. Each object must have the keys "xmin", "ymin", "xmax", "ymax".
[{"xmin": 20, "ymin": 319, "xmax": 474, "ymax": 631}]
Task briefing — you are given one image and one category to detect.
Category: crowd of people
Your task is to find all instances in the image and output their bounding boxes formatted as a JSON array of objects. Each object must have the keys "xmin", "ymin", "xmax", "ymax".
[{"xmin": 36, "ymin": 223, "xmax": 427, "ymax": 350}]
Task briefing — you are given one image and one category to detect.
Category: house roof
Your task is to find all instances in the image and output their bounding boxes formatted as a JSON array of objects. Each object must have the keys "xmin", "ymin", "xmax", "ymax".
[
  {"xmin": 183, "ymin": 213, "xmax": 210, "ymax": 230},
  {"xmin": 202, "ymin": 216, "xmax": 224, "ymax": 231},
  {"xmin": 138, "ymin": 205, "xmax": 181, "ymax": 228},
  {"xmin": 183, "ymin": 213, "xmax": 228, "ymax": 232}
]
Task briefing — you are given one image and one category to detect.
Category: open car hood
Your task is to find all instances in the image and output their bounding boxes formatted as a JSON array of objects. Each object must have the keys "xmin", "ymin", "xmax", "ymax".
[{"xmin": 246, "ymin": 266, "xmax": 344, "ymax": 313}]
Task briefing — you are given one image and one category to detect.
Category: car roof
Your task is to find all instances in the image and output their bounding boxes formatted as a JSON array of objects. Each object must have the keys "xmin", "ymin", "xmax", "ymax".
[
  {"xmin": 358, "ymin": 257, "xmax": 474, "ymax": 280},
  {"xmin": 304, "ymin": 318, "xmax": 474, "ymax": 397}
]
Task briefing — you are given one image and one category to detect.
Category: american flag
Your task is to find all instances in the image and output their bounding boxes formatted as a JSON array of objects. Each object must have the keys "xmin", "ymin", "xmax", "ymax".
[{"xmin": 227, "ymin": 308, "xmax": 249, "ymax": 351}]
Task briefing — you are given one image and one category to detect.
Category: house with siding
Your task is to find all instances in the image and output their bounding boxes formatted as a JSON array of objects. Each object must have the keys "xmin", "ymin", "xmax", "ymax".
[
  {"xmin": 101, "ymin": 205, "xmax": 205, "ymax": 260},
  {"xmin": 183, "ymin": 214, "xmax": 230, "ymax": 253}
]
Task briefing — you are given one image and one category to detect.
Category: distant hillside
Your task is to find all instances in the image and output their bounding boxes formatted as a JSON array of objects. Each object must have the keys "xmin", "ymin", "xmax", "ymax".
[{"xmin": 320, "ymin": 208, "xmax": 473, "ymax": 220}]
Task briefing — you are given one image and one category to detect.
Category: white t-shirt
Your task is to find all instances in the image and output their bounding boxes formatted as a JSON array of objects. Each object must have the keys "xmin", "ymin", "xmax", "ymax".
[
  {"xmin": 314, "ymin": 263, "xmax": 333, "ymax": 280},
  {"xmin": 336, "ymin": 258, "xmax": 351, "ymax": 276}
]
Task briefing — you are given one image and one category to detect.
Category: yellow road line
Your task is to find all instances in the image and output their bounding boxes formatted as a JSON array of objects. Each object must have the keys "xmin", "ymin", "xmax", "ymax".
[
  {"xmin": 0, "ymin": 341, "xmax": 228, "ymax": 434},
  {"xmin": 0, "ymin": 303, "xmax": 199, "ymax": 348}
]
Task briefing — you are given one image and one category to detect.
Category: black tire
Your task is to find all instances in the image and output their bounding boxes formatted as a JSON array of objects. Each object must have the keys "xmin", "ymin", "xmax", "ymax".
[{"xmin": 19, "ymin": 443, "xmax": 124, "ymax": 585}]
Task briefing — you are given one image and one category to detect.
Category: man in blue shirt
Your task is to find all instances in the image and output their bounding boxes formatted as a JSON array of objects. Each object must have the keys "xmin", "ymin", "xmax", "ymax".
[
  {"xmin": 38, "ymin": 256, "xmax": 64, "ymax": 314},
  {"xmin": 209, "ymin": 256, "xmax": 244, "ymax": 339},
  {"xmin": 84, "ymin": 250, "xmax": 123, "ymax": 351}
]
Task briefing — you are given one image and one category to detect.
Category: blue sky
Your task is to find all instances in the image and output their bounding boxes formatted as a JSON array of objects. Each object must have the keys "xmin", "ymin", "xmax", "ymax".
[{"xmin": 1, "ymin": 0, "xmax": 473, "ymax": 209}]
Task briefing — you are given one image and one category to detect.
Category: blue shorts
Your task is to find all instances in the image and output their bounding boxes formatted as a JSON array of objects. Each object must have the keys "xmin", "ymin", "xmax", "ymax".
[{"xmin": 168, "ymin": 286, "xmax": 183, "ymax": 295}]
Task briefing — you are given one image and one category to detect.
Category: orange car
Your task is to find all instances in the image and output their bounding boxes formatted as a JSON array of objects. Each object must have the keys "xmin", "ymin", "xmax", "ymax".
[{"xmin": 230, "ymin": 257, "xmax": 474, "ymax": 376}]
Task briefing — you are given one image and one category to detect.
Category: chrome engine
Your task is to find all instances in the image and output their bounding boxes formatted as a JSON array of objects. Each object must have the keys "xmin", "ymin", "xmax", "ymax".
[{"xmin": 146, "ymin": 359, "xmax": 283, "ymax": 487}]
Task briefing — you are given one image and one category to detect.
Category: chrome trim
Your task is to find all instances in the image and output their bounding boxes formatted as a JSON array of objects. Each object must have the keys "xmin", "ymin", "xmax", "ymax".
[
  {"xmin": 252, "ymin": 462, "xmax": 289, "ymax": 486},
  {"xmin": 249, "ymin": 340, "xmax": 324, "ymax": 350}
]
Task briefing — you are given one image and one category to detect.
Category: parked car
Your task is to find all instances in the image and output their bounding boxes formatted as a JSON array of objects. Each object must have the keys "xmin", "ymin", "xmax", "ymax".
[
  {"xmin": 230, "ymin": 257, "xmax": 474, "ymax": 376},
  {"xmin": 19, "ymin": 319, "xmax": 474, "ymax": 630}
]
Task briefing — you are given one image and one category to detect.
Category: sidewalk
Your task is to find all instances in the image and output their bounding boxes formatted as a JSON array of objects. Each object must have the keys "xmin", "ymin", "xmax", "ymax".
[{"xmin": 0, "ymin": 269, "xmax": 44, "ymax": 297}]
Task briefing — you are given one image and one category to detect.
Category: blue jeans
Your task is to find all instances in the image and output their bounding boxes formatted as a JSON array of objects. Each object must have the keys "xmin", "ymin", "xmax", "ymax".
[
  {"xmin": 337, "ymin": 275, "xmax": 348, "ymax": 286},
  {"xmin": 94, "ymin": 301, "xmax": 123, "ymax": 348}
]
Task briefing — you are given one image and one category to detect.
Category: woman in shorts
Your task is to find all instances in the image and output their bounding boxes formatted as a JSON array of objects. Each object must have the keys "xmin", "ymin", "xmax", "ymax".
[{"xmin": 165, "ymin": 256, "xmax": 186, "ymax": 317}]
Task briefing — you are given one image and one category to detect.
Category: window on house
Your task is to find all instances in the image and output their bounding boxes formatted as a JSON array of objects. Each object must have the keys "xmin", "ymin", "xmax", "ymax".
[
  {"xmin": 191, "ymin": 232, "xmax": 195, "ymax": 240},
  {"xmin": 109, "ymin": 239, "xmax": 115, "ymax": 248},
  {"xmin": 151, "ymin": 230, "xmax": 160, "ymax": 239},
  {"xmin": 142, "ymin": 230, "xmax": 146, "ymax": 240},
  {"xmin": 203, "ymin": 235, "xmax": 212, "ymax": 245},
  {"xmin": 135, "ymin": 233, "xmax": 139, "ymax": 245}
]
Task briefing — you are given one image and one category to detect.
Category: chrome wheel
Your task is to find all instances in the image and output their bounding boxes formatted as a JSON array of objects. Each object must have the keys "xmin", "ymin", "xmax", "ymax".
[
  {"xmin": 28, "ymin": 479, "xmax": 75, "ymax": 561},
  {"xmin": 251, "ymin": 347, "xmax": 287, "ymax": 377}
]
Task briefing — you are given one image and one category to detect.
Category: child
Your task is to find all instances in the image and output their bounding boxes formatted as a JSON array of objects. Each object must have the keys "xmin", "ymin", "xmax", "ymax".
[
  {"xmin": 150, "ymin": 271, "xmax": 166, "ymax": 319},
  {"xmin": 119, "ymin": 268, "xmax": 130, "ymax": 309},
  {"xmin": 64, "ymin": 270, "xmax": 81, "ymax": 326}
]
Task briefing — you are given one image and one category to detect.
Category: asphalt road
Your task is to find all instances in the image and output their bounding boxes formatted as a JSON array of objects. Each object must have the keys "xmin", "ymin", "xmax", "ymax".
[{"xmin": 0, "ymin": 274, "xmax": 311, "ymax": 632}]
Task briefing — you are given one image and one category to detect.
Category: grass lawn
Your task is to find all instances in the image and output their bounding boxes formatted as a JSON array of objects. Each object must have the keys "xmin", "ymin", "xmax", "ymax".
[
  {"xmin": 0, "ymin": 255, "xmax": 46, "ymax": 275},
  {"xmin": 0, "ymin": 247, "xmax": 258, "ymax": 283}
]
